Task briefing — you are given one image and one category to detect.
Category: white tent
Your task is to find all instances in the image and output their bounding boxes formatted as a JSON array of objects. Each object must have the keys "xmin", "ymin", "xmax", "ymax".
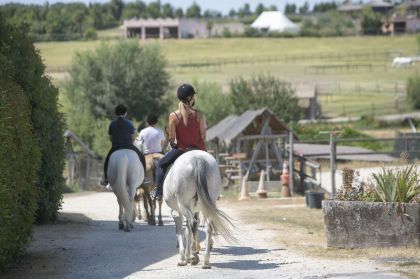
[{"xmin": 251, "ymin": 11, "xmax": 299, "ymax": 33}]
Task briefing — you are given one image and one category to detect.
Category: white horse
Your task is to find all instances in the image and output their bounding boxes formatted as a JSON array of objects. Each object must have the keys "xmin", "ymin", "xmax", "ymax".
[
  {"xmin": 163, "ymin": 150, "xmax": 236, "ymax": 269},
  {"xmin": 108, "ymin": 149, "xmax": 145, "ymax": 232},
  {"xmin": 392, "ymin": 57, "xmax": 413, "ymax": 68}
]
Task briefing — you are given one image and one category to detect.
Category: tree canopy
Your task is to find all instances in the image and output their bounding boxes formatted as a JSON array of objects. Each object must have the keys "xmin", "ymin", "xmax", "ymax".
[{"xmin": 63, "ymin": 40, "xmax": 170, "ymax": 157}]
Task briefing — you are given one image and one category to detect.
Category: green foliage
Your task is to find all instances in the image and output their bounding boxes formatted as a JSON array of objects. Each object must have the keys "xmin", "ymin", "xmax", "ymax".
[
  {"xmin": 294, "ymin": 123, "xmax": 385, "ymax": 151},
  {"xmin": 407, "ymin": 75, "xmax": 420, "ymax": 109},
  {"xmin": 229, "ymin": 74, "xmax": 302, "ymax": 123},
  {"xmin": 63, "ymin": 40, "xmax": 170, "ymax": 157},
  {"xmin": 372, "ymin": 166, "xmax": 420, "ymax": 203},
  {"xmin": 361, "ymin": 7, "xmax": 382, "ymax": 35},
  {"xmin": 0, "ymin": 77, "xmax": 41, "ymax": 272},
  {"xmin": 193, "ymin": 81, "xmax": 233, "ymax": 128},
  {"xmin": 0, "ymin": 15, "xmax": 65, "ymax": 224},
  {"xmin": 84, "ymin": 28, "xmax": 97, "ymax": 40},
  {"xmin": 300, "ymin": 12, "xmax": 354, "ymax": 37}
]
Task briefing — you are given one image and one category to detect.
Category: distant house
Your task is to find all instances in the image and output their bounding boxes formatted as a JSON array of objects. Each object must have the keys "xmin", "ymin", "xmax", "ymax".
[
  {"xmin": 251, "ymin": 11, "xmax": 299, "ymax": 33},
  {"xmin": 387, "ymin": 0, "xmax": 420, "ymax": 34},
  {"xmin": 123, "ymin": 18, "xmax": 207, "ymax": 39},
  {"xmin": 210, "ymin": 22, "xmax": 245, "ymax": 37},
  {"xmin": 338, "ymin": 0, "xmax": 393, "ymax": 16}
]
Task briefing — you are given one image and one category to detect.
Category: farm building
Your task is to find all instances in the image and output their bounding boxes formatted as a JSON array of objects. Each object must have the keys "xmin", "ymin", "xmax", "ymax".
[
  {"xmin": 123, "ymin": 18, "xmax": 206, "ymax": 39},
  {"xmin": 250, "ymin": 11, "xmax": 299, "ymax": 33},
  {"xmin": 123, "ymin": 18, "xmax": 245, "ymax": 39},
  {"xmin": 206, "ymin": 108, "xmax": 296, "ymax": 183}
]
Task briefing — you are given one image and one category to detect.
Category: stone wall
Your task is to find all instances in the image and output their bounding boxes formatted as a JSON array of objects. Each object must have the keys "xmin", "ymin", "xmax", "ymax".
[{"xmin": 323, "ymin": 200, "xmax": 420, "ymax": 248}]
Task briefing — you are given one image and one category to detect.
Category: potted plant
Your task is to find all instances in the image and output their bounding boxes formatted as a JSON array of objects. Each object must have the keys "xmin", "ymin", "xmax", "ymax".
[{"xmin": 323, "ymin": 164, "xmax": 419, "ymax": 248}]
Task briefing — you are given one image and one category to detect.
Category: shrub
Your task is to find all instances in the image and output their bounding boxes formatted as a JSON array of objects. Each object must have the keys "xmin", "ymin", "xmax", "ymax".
[
  {"xmin": 84, "ymin": 28, "xmax": 98, "ymax": 40},
  {"xmin": 0, "ymin": 77, "xmax": 41, "ymax": 272},
  {"xmin": 407, "ymin": 75, "xmax": 420, "ymax": 109},
  {"xmin": 373, "ymin": 165, "xmax": 420, "ymax": 203},
  {"xmin": 62, "ymin": 40, "xmax": 170, "ymax": 158},
  {"xmin": 0, "ymin": 15, "xmax": 65, "ymax": 223},
  {"xmin": 229, "ymin": 74, "xmax": 302, "ymax": 123}
]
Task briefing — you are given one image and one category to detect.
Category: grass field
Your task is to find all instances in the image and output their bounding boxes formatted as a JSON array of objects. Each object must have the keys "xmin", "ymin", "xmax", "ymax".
[{"xmin": 36, "ymin": 35, "xmax": 420, "ymax": 118}]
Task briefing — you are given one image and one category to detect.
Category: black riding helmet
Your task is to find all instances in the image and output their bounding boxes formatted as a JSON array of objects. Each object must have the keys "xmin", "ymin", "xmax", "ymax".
[{"xmin": 177, "ymin": 84, "xmax": 197, "ymax": 103}]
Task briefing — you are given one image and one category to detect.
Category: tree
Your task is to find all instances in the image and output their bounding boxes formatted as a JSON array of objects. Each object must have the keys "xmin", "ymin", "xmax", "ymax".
[
  {"xmin": 228, "ymin": 8, "xmax": 237, "ymax": 18},
  {"xmin": 407, "ymin": 75, "xmax": 420, "ymax": 109},
  {"xmin": 284, "ymin": 3, "xmax": 297, "ymax": 14},
  {"xmin": 193, "ymin": 81, "xmax": 233, "ymax": 128},
  {"xmin": 229, "ymin": 74, "xmax": 302, "ymax": 123},
  {"xmin": 0, "ymin": 16, "xmax": 65, "ymax": 225},
  {"xmin": 63, "ymin": 41, "xmax": 170, "ymax": 157},
  {"xmin": 238, "ymin": 3, "xmax": 251, "ymax": 18},
  {"xmin": 299, "ymin": 2, "xmax": 309, "ymax": 14},
  {"xmin": 162, "ymin": 3, "xmax": 174, "ymax": 18},
  {"xmin": 147, "ymin": 1, "xmax": 161, "ymax": 18},
  {"xmin": 122, "ymin": 1, "xmax": 147, "ymax": 19},
  {"xmin": 175, "ymin": 7, "xmax": 184, "ymax": 18},
  {"xmin": 186, "ymin": 2, "xmax": 201, "ymax": 18},
  {"xmin": 255, "ymin": 3, "xmax": 265, "ymax": 15},
  {"xmin": 361, "ymin": 7, "xmax": 382, "ymax": 35}
]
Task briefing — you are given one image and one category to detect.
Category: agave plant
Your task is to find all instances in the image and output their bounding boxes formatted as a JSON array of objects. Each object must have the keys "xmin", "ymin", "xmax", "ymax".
[
  {"xmin": 395, "ymin": 165, "xmax": 420, "ymax": 203},
  {"xmin": 372, "ymin": 165, "xmax": 420, "ymax": 203},
  {"xmin": 372, "ymin": 168, "xmax": 397, "ymax": 202}
]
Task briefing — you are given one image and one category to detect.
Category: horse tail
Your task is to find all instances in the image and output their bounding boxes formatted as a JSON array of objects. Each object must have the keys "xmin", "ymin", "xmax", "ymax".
[
  {"xmin": 192, "ymin": 156, "xmax": 237, "ymax": 243},
  {"xmin": 114, "ymin": 155, "xmax": 131, "ymax": 209}
]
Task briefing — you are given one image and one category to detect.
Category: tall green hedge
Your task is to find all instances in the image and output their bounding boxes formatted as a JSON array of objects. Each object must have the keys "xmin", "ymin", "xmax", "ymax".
[
  {"xmin": 0, "ymin": 77, "xmax": 40, "ymax": 272},
  {"xmin": 0, "ymin": 16, "xmax": 65, "ymax": 223}
]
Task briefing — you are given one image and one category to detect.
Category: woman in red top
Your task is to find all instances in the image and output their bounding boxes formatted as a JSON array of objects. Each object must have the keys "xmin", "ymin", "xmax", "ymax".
[{"xmin": 153, "ymin": 84, "xmax": 206, "ymax": 200}]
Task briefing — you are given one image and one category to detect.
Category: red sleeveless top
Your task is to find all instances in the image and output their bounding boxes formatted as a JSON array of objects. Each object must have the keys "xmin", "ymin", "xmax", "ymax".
[{"xmin": 174, "ymin": 111, "xmax": 206, "ymax": 151}]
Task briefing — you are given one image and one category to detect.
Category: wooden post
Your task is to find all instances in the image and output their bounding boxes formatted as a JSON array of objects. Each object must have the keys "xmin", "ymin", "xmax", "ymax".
[
  {"xmin": 289, "ymin": 129, "xmax": 294, "ymax": 196},
  {"xmin": 264, "ymin": 141, "xmax": 270, "ymax": 181},
  {"xmin": 330, "ymin": 132, "xmax": 336, "ymax": 197}
]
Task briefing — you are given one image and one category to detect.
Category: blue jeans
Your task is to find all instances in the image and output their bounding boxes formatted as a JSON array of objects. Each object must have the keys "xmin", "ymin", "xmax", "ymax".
[{"xmin": 156, "ymin": 148, "xmax": 183, "ymax": 195}]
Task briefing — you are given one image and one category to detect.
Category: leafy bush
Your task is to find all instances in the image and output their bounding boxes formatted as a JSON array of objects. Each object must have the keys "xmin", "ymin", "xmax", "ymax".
[
  {"xmin": 0, "ymin": 77, "xmax": 41, "ymax": 272},
  {"xmin": 373, "ymin": 166, "xmax": 420, "ymax": 203},
  {"xmin": 62, "ymin": 40, "xmax": 170, "ymax": 158},
  {"xmin": 407, "ymin": 75, "xmax": 420, "ymax": 109},
  {"xmin": 361, "ymin": 7, "xmax": 382, "ymax": 35},
  {"xmin": 84, "ymin": 28, "xmax": 98, "ymax": 40},
  {"xmin": 229, "ymin": 74, "xmax": 302, "ymax": 123},
  {"xmin": 0, "ymin": 15, "xmax": 65, "ymax": 223},
  {"xmin": 192, "ymin": 81, "xmax": 233, "ymax": 127}
]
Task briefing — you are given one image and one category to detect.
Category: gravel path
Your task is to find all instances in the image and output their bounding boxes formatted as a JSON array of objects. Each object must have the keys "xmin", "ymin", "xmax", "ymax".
[{"xmin": 3, "ymin": 192, "xmax": 402, "ymax": 279}]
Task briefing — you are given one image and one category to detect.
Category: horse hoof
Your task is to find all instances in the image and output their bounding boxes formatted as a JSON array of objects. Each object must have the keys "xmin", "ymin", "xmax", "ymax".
[
  {"xmin": 202, "ymin": 264, "xmax": 211, "ymax": 269},
  {"xmin": 118, "ymin": 222, "xmax": 124, "ymax": 230},
  {"xmin": 191, "ymin": 254, "xmax": 200, "ymax": 265},
  {"xmin": 158, "ymin": 220, "xmax": 164, "ymax": 226},
  {"xmin": 177, "ymin": 261, "xmax": 187, "ymax": 266},
  {"xmin": 124, "ymin": 227, "xmax": 130, "ymax": 232},
  {"xmin": 130, "ymin": 224, "xmax": 134, "ymax": 229}
]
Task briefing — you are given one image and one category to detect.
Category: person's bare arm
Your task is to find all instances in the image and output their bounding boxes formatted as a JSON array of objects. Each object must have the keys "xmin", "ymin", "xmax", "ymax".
[
  {"xmin": 168, "ymin": 113, "xmax": 178, "ymax": 146},
  {"xmin": 197, "ymin": 111, "xmax": 206, "ymax": 143}
]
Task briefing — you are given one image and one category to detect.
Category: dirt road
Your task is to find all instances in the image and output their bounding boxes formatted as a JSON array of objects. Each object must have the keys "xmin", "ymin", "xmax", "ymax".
[{"xmin": 3, "ymin": 192, "xmax": 402, "ymax": 279}]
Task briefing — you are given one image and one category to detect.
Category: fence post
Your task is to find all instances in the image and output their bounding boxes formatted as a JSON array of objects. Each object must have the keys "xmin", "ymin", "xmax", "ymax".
[
  {"xmin": 330, "ymin": 132, "xmax": 336, "ymax": 197},
  {"xmin": 289, "ymin": 130, "xmax": 294, "ymax": 196}
]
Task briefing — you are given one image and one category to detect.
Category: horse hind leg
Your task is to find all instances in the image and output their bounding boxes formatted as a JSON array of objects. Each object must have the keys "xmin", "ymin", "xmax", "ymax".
[
  {"xmin": 202, "ymin": 221, "xmax": 214, "ymax": 269},
  {"xmin": 157, "ymin": 200, "xmax": 164, "ymax": 226},
  {"xmin": 173, "ymin": 212, "xmax": 187, "ymax": 266}
]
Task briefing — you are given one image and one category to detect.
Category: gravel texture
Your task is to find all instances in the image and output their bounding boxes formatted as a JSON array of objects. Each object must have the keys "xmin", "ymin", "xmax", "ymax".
[{"xmin": 3, "ymin": 192, "xmax": 402, "ymax": 279}]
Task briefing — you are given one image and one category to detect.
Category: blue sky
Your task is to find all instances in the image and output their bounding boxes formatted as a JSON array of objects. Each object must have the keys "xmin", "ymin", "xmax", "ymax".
[{"xmin": 0, "ymin": 0, "xmax": 342, "ymax": 15}]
